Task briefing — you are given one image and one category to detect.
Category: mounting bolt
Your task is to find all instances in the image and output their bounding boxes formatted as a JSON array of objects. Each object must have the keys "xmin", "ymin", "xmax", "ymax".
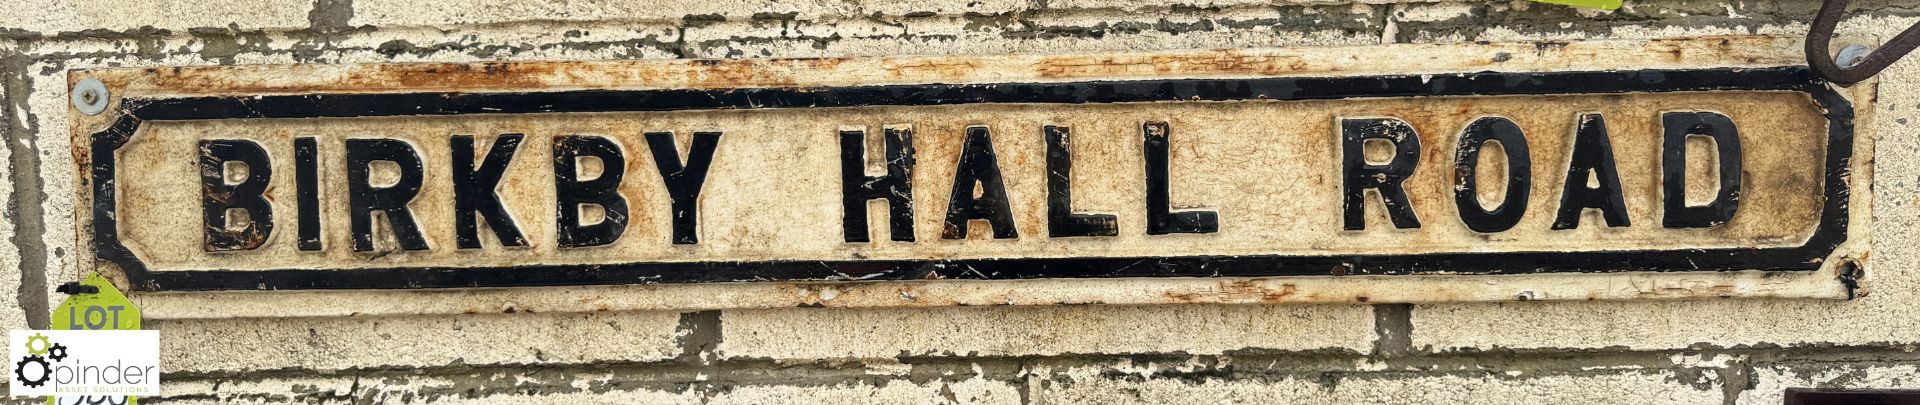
[
  {"xmin": 1837, "ymin": 44, "xmax": 1873, "ymax": 69},
  {"xmin": 71, "ymin": 78, "xmax": 109, "ymax": 116}
]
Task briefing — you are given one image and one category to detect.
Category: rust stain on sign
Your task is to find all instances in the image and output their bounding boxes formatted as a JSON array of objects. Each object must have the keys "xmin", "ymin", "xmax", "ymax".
[
  {"xmin": 69, "ymin": 37, "xmax": 1872, "ymax": 316},
  {"xmin": 108, "ymin": 92, "xmax": 1831, "ymax": 273},
  {"xmin": 97, "ymin": 35, "xmax": 1800, "ymax": 96}
]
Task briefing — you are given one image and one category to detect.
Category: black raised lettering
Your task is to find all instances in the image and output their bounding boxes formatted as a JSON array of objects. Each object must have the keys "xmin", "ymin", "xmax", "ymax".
[
  {"xmin": 943, "ymin": 126, "xmax": 1018, "ymax": 239},
  {"xmin": 1662, "ymin": 112, "xmax": 1743, "ymax": 228},
  {"xmin": 840, "ymin": 127, "xmax": 915, "ymax": 242},
  {"xmin": 293, "ymin": 137, "xmax": 322, "ymax": 251},
  {"xmin": 554, "ymin": 135, "xmax": 629, "ymax": 248},
  {"xmin": 1453, "ymin": 117, "xmax": 1532, "ymax": 233},
  {"xmin": 200, "ymin": 139, "xmax": 274, "ymax": 251},
  {"xmin": 1341, "ymin": 118, "xmax": 1422, "ymax": 230},
  {"xmin": 345, "ymin": 138, "xmax": 429, "ymax": 252},
  {"xmin": 1046, "ymin": 126, "xmax": 1118, "ymax": 238},
  {"xmin": 1552, "ymin": 113, "xmax": 1631, "ymax": 229},
  {"xmin": 452, "ymin": 134, "xmax": 528, "ymax": 249},
  {"xmin": 645, "ymin": 131, "xmax": 722, "ymax": 245},
  {"xmin": 1143, "ymin": 121, "xmax": 1219, "ymax": 235}
]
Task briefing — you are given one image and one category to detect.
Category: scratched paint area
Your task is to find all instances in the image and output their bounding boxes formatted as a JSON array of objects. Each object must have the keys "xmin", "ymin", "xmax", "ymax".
[{"xmin": 110, "ymin": 92, "xmax": 1826, "ymax": 271}]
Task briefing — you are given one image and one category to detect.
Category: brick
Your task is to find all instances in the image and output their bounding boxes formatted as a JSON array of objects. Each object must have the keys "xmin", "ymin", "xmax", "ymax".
[
  {"xmin": 707, "ymin": 379, "xmax": 1023, "ymax": 405},
  {"xmin": 350, "ymin": 0, "xmax": 1404, "ymax": 28},
  {"xmin": 718, "ymin": 304, "xmax": 1375, "ymax": 360},
  {"xmin": 1039, "ymin": 0, "xmax": 1405, "ymax": 10},
  {"xmin": 678, "ymin": 5, "xmax": 1385, "ymax": 58},
  {"xmin": 349, "ymin": 0, "xmax": 861, "ymax": 27},
  {"xmin": 322, "ymin": 23, "xmax": 686, "ymax": 62},
  {"xmin": 1408, "ymin": 298, "xmax": 1900, "ymax": 351},
  {"xmin": 0, "ymin": 0, "xmax": 310, "ymax": 34},
  {"xmin": 154, "ymin": 373, "xmax": 1020, "ymax": 404},
  {"xmin": 1387, "ymin": 1, "xmax": 1814, "ymax": 43},
  {"xmin": 159, "ymin": 376, "xmax": 359, "ymax": 402},
  {"xmin": 152, "ymin": 311, "xmax": 684, "ymax": 372},
  {"xmin": 1037, "ymin": 365, "xmax": 1725, "ymax": 404}
]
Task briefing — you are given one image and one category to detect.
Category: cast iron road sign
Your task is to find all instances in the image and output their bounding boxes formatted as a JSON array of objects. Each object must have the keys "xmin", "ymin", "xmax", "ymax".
[{"xmin": 70, "ymin": 37, "xmax": 1871, "ymax": 309}]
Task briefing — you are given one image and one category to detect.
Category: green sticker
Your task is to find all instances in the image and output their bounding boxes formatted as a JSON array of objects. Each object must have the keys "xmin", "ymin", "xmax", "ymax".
[
  {"xmin": 1530, "ymin": 0, "xmax": 1622, "ymax": 9},
  {"xmin": 49, "ymin": 274, "xmax": 141, "ymax": 405},
  {"xmin": 52, "ymin": 274, "xmax": 141, "ymax": 331}
]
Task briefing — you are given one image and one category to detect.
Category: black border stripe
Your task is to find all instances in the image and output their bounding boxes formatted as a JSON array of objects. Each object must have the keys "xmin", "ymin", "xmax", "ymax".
[{"xmin": 88, "ymin": 67, "xmax": 1854, "ymax": 291}]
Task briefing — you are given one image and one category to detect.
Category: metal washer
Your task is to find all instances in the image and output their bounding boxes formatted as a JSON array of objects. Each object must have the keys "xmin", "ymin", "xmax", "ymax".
[{"xmin": 71, "ymin": 77, "xmax": 109, "ymax": 115}]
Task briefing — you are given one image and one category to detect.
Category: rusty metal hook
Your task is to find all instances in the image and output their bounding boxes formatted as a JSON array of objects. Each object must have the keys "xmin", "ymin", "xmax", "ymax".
[{"xmin": 1807, "ymin": 0, "xmax": 1920, "ymax": 86}]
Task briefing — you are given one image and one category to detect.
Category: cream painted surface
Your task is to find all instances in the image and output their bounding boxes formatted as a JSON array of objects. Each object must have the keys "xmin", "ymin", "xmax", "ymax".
[
  {"xmin": 145, "ymin": 367, "xmax": 1723, "ymax": 404},
  {"xmin": 716, "ymin": 304, "xmax": 1375, "ymax": 359},
  {"xmin": 0, "ymin": 73, "xmax": 23, "ymax": 349},
  {"xmin": 125, "ymin": 269, "xmax": 1845, "ymax": 318},
  {"xmin": 346, "ymin": 0, "xmax": 1396, "ymax": 28},
  {"xmin": 1033, "ymin": 365, "xmax": 1726, "ymax": 404},
  {"xmin": 111, "ymin": 92, "xmax": 1827, "ymax": 270},
  {"xmin": 155, "ymin": 375, "xmax": 1027, "ymax": 404},
  {"xmin": 152, "ymin": 311, "xmax": 685, "ymax": 373},
  {"xmin": 0, "ymin": 0, "xmax": 310, "ymax": 33}
]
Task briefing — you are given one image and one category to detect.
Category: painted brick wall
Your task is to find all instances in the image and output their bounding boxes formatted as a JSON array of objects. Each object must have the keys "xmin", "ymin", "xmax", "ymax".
[{"xmin": 3, "ymin": 1, "xmax": 1919, "ymax": 403}]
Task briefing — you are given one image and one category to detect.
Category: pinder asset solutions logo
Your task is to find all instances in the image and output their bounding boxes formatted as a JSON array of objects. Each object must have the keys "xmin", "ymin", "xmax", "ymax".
[{"xmin": 8, "ymin": 330, "xmax": 159, "ymax": 398}]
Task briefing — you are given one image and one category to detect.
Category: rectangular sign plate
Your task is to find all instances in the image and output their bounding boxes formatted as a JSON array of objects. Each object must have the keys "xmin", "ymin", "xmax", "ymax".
[{"xmin": 71, "ymin": 37, "xmax": 1871, "ymax": 310}]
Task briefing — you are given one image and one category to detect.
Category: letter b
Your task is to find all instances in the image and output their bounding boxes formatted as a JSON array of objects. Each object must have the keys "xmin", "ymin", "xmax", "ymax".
[{"xmin": 200, "ymin": 139, "xmax": 275, "ymax": 251}]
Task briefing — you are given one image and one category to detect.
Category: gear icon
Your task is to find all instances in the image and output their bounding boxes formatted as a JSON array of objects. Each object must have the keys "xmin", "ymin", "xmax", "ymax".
[
  {"xmin": 23, "ymin": 333, "xmax": 49, "ymax": 356},
  {"xmin": 14, "ymin": 355, "xmax": 48, "ymax": 388},
  {"xmin": 46, "ymin": 343, "xmax": 66, "ymax": 362}
]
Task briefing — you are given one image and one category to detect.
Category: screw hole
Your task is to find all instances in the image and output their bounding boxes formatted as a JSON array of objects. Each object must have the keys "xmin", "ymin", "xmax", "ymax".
[{"xmin": 1838, "ymin": 259, "xmax": 1866, "ymax": 299}]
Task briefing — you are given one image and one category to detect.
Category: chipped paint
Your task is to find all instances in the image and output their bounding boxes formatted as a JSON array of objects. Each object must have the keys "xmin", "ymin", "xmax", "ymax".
[{"xmin": 63, "ymin": 37, "xmax": 1875, "ymax": 317}]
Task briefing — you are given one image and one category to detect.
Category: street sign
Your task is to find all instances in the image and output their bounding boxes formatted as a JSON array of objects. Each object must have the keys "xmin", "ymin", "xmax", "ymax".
[{"xmin": 67, "ymin": 37, "xmax": 1872, "ymax": 308}]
